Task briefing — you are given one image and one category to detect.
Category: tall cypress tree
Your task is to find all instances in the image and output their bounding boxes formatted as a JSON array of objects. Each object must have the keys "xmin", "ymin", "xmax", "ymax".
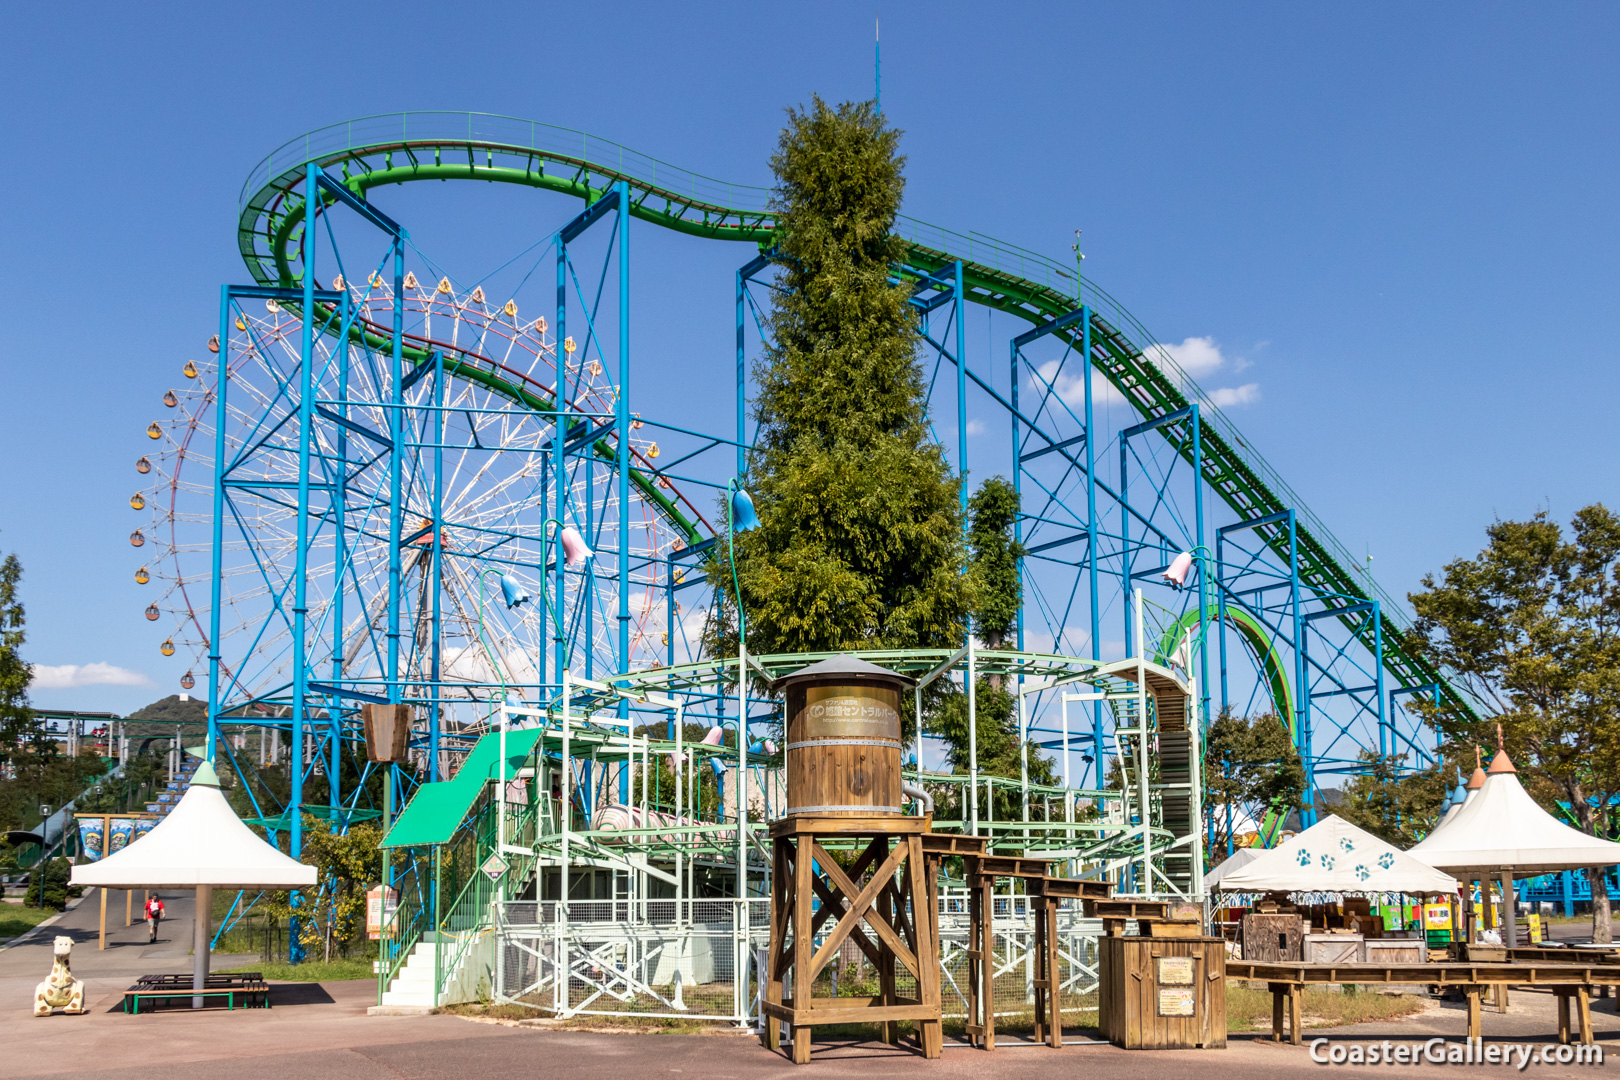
[
  {"xmin": 0, "ymin": 554, "xmax": 40, "ymax": 768},
  {"xmin": 722, "ymin": 98, "xmax": 972, "ymax": 654}
]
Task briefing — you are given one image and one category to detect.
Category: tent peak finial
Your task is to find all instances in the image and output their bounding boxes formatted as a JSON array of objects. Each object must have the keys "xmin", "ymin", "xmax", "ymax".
[
  {"xmin": 1466, "ymin": 746, "xmax": 1488, "ymax": 790},
  {"xmin": 1487, "ymin": 727, "xmax": 1518, "ymax": 775}
]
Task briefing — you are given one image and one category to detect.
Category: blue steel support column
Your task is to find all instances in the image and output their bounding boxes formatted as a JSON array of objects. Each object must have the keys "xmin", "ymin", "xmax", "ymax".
[
  {"xmin": 1009, "ymin": 342, "xmax": 1023, "ymax": 653},
  {"xmin": 1373, "ymin": 602, "xmax": 1387, "ymax": 760},
  {"xmin": 616, "ymin": 182, "xmax": 631, "ymax": 789},
  {"xmin": 387, "ymin": 232, "xmax": 407, "ymax": 727},
  {"xmin": 329, "ymin": 290, "xmax": 352, "ymax": 809},
  {"xmin": 1217, "ymin": 529, "xmax": 1230, "ymax": 716},
  {"xmin": 736, "ymin": 263, "xmax": 746, "ymax": 478},
  {"xmin": 1120, "ymin": 429, "xmax": 1133, "ymax": 660},
  {"xmin": 1082, "ymin": 308, "xmax": 1103, "ymax": 786},
  {"xmin": 289, "ymin": 163, "xmax": 320, "ymax": 958},
  {"xmin": 1192, "ymin": 405, "xmax": 1209, "ymax": 728},
  {"xmin": 430, "ymin": 349, "xmax": 444, "ymax": 782},
  {"xmin": 1289, "ymin": 510, "xmax": 1312, "ymax": 825},
  {"xmin": 554, "ymin": 234, "xmax": 568, "ymax": 692},
  {"xmin": 206, "ymin": 287, "xmax": 230, "ymax": 764},
  {"xmin": 954, "ymin": 261, "xmax": 968, "ymax": 519}
]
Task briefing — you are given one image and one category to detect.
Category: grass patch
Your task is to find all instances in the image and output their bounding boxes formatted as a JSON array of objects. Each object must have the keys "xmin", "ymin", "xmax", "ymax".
[
  {"xmin": 0, "ymin": 904, "xmax": 58, "ymax": 941},
  {"xmin": 216, "ymin": 959, "xmax": 375, "ymax": 982},
  {"xmin": 1226, "ymin": 982, "xmax": 1430, "ymax": 1032}
]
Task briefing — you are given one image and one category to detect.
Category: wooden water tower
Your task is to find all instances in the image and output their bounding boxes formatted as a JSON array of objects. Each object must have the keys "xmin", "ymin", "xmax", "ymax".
[{"xmin": 760, "ymin": 656, "xmax": 944, "ymax": 1064}]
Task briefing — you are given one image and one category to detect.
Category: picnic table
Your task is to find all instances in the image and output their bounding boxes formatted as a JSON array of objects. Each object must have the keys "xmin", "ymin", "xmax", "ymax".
[
  {"xmin": 1228, "ymin": 961, "xmax": 1620, "ymax": 1047},
  {"xmin": 123, "ymin": 972, "xmax": 271, "ymax": 1014}
]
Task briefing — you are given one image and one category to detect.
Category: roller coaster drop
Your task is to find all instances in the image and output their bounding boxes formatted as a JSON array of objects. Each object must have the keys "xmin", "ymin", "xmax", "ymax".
[{"xmin": 135, "ymin": 114, "xmax": 1476, "ymax": 993}]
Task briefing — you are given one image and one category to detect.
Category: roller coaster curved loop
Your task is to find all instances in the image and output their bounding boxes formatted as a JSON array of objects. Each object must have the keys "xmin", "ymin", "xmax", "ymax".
[{"xmin": 232, "ymin": 112, "xmax": 1477, "ymax": 732}]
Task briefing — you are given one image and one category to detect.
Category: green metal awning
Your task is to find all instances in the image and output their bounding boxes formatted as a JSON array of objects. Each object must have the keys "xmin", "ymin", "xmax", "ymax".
[{"xmin": 382, "ymin": 727, "xmax": 546, "ymax": 848}]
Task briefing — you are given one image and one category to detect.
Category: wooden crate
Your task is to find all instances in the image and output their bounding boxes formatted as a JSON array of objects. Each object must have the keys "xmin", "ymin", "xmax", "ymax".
[
  {"xmin": 1099, "ymin": 936, "xmax": 1226, "ymax": 1049},
  {"xmin": 1363, "ymin": 939, "xmax": 1427, "ymax": 965},
  {"xmin": 1240, "ymin": 913, "xmax": 1304, "ymax": 962},
  {"xmin": 1304, "ymin": 933, "xmax": 1364, "ymax": 964}
]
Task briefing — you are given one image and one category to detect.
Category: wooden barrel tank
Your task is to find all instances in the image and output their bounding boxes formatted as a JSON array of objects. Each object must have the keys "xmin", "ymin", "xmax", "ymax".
[{"xmin": 775, "ymin": 656, "xmax": 915, "ymax": 817}]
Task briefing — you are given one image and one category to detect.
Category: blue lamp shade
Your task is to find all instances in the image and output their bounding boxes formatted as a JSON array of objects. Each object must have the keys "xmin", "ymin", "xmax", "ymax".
[
  {"xmin": 499, "ymin": 573, "xmax": 531, "ymax": 609},
  {"xmin": 730, "ymin": 486, "xmax": 760, "ymax": 532}
]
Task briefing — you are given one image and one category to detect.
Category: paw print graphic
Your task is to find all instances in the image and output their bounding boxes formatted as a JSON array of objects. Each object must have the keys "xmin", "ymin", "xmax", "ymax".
[
  {"xmin": 1377, "ymin": 852, "xmax": 1395, "ymax": 870},
  {"xmin": 1296, "ymin": 848, "xmax": 1312, "ymax": 867},
  {"xmin": 1355, "ymin": 864, "xmax": 1370, "ymax": 881},
  {"xmin": 1339, "ymin": 837, "xmax": 1355, "ymax": 852},
  {"xmin": 1320, "ymin": 854, "xmax": 1336, "ymax": 870}
]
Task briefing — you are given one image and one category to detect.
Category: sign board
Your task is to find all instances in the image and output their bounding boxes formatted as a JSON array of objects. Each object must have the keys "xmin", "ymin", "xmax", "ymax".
[
  {"xmin": 1157, "ymin": 988, "xmax": 1196, "ymax": 1017},
  {"xmin": 1423, "ymin": 902, "xmax": 1454, "ymax": 931},
  {"xmin": 481, "ymin": 853, "xmax": 507, "ymax": 881},
  {"xmin": 1156, "ymin": 956, "xmax": 1195, "ymax": 985},
  {"xmin": 802, "ymin": 686, "xmax": 900, "ymax": 740},
  {"xmin": 366, "ymin": 885, "xmax": 398, "ymax": 940}
]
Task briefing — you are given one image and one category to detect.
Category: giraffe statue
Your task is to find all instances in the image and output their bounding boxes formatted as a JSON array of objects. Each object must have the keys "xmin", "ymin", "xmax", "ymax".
[{"xmin": 34, "ymin": 936, "xmax": 85, "ymax": 1016}]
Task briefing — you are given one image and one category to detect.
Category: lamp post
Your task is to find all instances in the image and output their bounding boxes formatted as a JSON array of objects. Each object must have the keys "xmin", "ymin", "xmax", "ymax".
[
  {"xmin": 726, "ymin": 481, "xmax": 759, "ymax": 901},
  {"xmin": 477, "ymin": 568, "xmax": 531, "ymax": 864},
  {"xmin": 537, "ymin": 519, "xmax": 592, "ymax": 902}
]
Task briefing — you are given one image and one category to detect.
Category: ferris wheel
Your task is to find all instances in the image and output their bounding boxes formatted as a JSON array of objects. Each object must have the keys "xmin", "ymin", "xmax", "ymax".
[{"xmin": 133, "ymin": 274, "xmax": 713, "ymax": 738}]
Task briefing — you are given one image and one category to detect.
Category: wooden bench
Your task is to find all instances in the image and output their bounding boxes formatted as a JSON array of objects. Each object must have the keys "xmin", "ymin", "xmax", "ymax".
[
  {"xmin": 124, "ymin": 972, "xmax": 271, "ymax": 1014},
  {"xmin": 1228, "ymin": 961, "xmax": 1620, "ymax": 1047}
]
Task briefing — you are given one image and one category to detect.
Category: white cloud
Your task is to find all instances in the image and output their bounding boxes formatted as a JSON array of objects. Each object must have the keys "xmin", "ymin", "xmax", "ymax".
[
  {"xmin": 1141, "ymin": 336, "xmax": 1261, "ymax": 409},
  {"xmin": 1209, "ymin": 383, "xmax": 1261, "ymax": 407},
  {"xmin": 1148, "ymin": 336, "xmax": 1225, "ymax": 379},
  {"xmin": 31, "ymin": 663, "xmax": 153, "ymax": 689},
  {"xmin": 965, "ymin": 419, "xmax": 987, "ymax": 437},
  {"xmin": 1032, "ymin": 359, "xmax": 1128, "ymax": 410}
]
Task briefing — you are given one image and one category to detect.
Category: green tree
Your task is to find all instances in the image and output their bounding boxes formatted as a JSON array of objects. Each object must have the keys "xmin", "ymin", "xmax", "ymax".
[
  {"xmin": 967, "ymin": 477, "xmax": 1025, "ymax": 651},
  {"xmin": 1203, "ymin": 709, "xmax": 1304, "ymax": 854},
  {"xmin": 266, "ymin": 817, "xmax": 382, "ymax": 962},
  {"xmin": 1408, "ymin": 505, "xmax": 1620, "ymax": 942},
  {"xmin": 1330, "ymin": 752, "xmax": 1452, "ymax": 848},
  {"xmin": 717, "ymin": 97, "xmax": 972, "ymax": 662},
  {"xmin": 0, "ymin": 555, "xmax": 42, "ymax": 767},
  {"xmin": 931, "ymin": 679, "xmax": 1058, "ymax": 823}
]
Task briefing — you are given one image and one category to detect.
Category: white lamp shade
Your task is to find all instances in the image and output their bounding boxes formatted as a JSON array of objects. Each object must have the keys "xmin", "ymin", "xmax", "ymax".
[{"xmin": 1163, "ymin": 551, "xmax": 1195, "ymax": 587}]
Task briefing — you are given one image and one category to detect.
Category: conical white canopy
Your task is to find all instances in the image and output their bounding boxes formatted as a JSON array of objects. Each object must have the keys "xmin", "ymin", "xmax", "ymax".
[
  {"xmin": 70, "ymin": 763, "xmax": 315, "ymax": 890},
  {"xmin": 1215, "ymin": 814, "xmax": 1457, "ymax": 894},
  {"xmin": 1205, "ymin": 844, "xmax": 1264, "ymax": 889},
  {"xmin": 1409, "ymin": 748, "xmax": 1620, "ymax": 875}
]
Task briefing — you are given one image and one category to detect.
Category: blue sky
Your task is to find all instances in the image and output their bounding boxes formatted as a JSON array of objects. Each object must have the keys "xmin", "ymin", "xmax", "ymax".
[{"xmin": 1, "ymin": 1, "xmax": 1615, "ymax": 714}]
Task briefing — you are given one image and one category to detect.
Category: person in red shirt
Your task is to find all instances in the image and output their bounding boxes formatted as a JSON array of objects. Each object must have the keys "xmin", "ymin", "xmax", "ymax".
[{"xmin": 144, "ymin": 894, "xmax": 164, "ymax": 943}]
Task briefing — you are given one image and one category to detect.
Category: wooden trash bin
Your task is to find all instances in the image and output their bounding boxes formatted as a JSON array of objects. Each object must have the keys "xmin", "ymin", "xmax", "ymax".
[{"xmin": 1099, "ymin": 935, "xmax": 1226, "ymax": 1049}]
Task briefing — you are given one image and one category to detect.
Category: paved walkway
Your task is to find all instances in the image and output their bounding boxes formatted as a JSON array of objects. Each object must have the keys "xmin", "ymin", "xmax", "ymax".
[{"xmin": 3, "ymin": 896, "xmax": 1618, "ymax": 1078}]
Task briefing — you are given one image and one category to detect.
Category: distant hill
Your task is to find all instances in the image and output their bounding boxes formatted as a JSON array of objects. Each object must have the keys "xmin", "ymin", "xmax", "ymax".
[{"xmin": 124, "ymin": 695, "xmax": 209, "ymax": 740}]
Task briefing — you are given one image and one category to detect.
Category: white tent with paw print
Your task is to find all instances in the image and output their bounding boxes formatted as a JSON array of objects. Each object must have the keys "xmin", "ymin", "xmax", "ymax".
[{"xmin": 1215, "ymin": 814, "xmax": 1457, "ymax": 895}]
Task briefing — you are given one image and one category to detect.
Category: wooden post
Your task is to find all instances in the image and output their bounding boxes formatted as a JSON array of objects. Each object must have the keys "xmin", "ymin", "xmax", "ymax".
[
  {"xmin": 1465, "ymin": 986, "xmax": 1482, "ymax": 1040},
  {"xmin": 126, "ymin": 888, "xmax": 133, "ymax": 927},
  {"xmin": 1288, "ymin": 983, "xmax": 1302, "ymax": 1046},
  {"xmin": 99, "ymin": 887, "xmax": 107, "ymax": 950},
  {"xmin": 1272, "ymin": 984, "xmax": 1285, "ymax": 1042},
  {"xmin": 1558, "ymin": 990, "xmax": 1572, "ymax": 1045},
  {"xmin": 1577, "ymin": 986, "xmax": 1593, "ymax": 1045}
]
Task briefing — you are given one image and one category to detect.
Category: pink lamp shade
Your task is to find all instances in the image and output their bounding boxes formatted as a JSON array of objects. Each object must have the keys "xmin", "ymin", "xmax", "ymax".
[
  {"xmin": 1162, "ymin": 550, "xmax": 1195, "ymax": 588},
  {"xmin": 558, "ymin": 525, "xmax": 594, "ymax": 566},
  {"xmin": 701, "ymin": 726, "xmax": 725, "ymax": 747}
]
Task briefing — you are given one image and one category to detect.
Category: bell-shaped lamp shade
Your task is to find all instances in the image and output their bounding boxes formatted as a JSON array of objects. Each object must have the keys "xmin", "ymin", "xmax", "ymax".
[
  {"xmin": 701, "ymin": 726, "xmax": 726, "ymax": 747},
  {"xmin": 558, "ymin": 526, "xmax": 594, "ymax": 566},
  {"xmin": 1162, "ymin": 550, "xmax": 1195, "ymax": 588},
  {"xmin": 730, "ymin": 486, "xmax": 760, "ymax": 532},
  {"xmin": 499, "ymin": 573, "xmax": 530, "ymax": 609}
]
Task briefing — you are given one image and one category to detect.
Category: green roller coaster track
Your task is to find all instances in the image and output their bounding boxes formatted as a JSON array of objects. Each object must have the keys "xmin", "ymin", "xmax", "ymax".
[{"xmin": 234, "ymin": 111, "xmax": 1478, "ymax": 737}]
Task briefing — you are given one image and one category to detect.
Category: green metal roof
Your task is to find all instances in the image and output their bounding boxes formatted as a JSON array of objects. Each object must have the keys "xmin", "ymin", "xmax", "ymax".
[{"xmin": 382, "ymin": 728, "xmax": 545, "ymax": 848}]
